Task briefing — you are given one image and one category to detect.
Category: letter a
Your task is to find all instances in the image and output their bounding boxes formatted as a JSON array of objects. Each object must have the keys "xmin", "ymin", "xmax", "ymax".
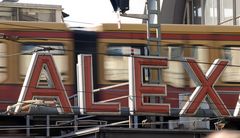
[{"xmin": 15, "ymin": 53, "xmax": 73, "ymax": 114}]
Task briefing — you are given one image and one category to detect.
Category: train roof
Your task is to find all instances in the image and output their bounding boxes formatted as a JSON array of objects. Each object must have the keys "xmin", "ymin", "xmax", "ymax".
[{"xmin": 96, "ymin": 23, "xmax": 240, "ymax": 34}]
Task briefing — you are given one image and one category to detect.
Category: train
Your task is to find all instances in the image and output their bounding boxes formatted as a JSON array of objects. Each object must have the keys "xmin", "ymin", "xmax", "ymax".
[{"xmin": 0, "ymin": 21, "xmax": 240, "ymax": 116}]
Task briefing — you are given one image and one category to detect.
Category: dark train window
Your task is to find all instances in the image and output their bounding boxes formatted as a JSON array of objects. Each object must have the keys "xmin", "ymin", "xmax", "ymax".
[
  {"xmin": 21, "ymin": 43, "xmax": 65, "ymax": 55},
  {"xmin": 19, "ymin": 43, "xmax": 68, "ymax": 82},
  {"xmin": 104, "ymin": 44, "xmax": 145, "ymax": 81}
]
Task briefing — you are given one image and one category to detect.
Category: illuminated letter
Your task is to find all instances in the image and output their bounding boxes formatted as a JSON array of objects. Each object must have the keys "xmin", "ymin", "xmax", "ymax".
[
  {"xmin": 129, "ymin": 56, "xmax": 170, "ymax": 115},
  {"xmin": 15, "ymin": 53, "xmax": 73, "ymax": 114},
  {"xmin": 180, "ymin": 58, "xmax": 230, "ymax": 116},
  {"xmin": 77, "ymin": 54, "xmax": 123, "ymax": 115}
]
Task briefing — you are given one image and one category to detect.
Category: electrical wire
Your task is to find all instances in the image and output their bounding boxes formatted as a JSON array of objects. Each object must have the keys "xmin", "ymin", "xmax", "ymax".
[
  {"xmin": 2, "ymin": 83, "xmax": 239, "ymax": 115},
  {"xmin": 1, "ymin": 44, "xmax": 240, "ymax": 68},
  {"xmin": 64, "ymin": 20, "xmax": 95, "ymax": 25}
]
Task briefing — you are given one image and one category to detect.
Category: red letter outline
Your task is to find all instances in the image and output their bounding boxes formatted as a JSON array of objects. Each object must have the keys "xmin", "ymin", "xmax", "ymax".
[
  {"xmin": 15, "ymin": 53, "xmax": 73, "ymax": 114},
  {"xmin": 129, "ymin": 56, "xmax": 170, "ymax": 115},
  {"xmin": 180, "ymin": 58, "xmax": 230, "ymax": 116},
  {"xmin": 78, "ymin": 54, "xmax": 122, "ymax": 115}
]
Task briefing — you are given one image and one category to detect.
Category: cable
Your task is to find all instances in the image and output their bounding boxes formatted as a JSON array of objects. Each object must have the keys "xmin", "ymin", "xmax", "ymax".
[
  {"xmin": 64, "ymin": 20, "xmax": 95, "ymax": 25},
  {"xmin": 36, "ymin": 48, "xmax": 240, "ymax": 68},
  {"xmin": 1, "ymin": 46, "xmax": 237, "ymax": 67},
  {"xmin": 1, "ymin": 36, "xmax": 240, "ymax": 56},
  {"xmin": 2, "ymin": 83, "xmax": 238, "ymax": 114},
  {"xmin": 1, "ymin": 44, "xmax": 239, "ymax": 68}
]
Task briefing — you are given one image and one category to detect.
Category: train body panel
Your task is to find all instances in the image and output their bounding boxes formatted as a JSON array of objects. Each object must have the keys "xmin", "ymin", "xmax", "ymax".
[
  {"xmin": 97, "ymin": 23, "xmax": 240, "ymax": 87},
  {"xmin": 94, "ymin": 23, "xmax": 240, "ymax": 112}
]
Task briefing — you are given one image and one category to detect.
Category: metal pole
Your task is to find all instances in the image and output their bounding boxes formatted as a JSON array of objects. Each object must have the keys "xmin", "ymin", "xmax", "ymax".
[
  {"xmin": 46, "ymin": 115, "xmax": 50, "ymax": 137},
  {"xmin": 121, "ymin": 0, "xmax": 163, "ymax": 129},
  {"xmin": 74, "ymin": 115, "xmax": 78, "ymax": 132},
  {"xmin": 26, "ymin": 115, "xmax": 30, "ymax": 136},
  {"xmin": 217, "ymin": 0, "xmax": 220, "ymax": 25},
  {"xmin": 147, "ymin": 0, "xmax": 162, "ymax": 128},
  {"xmin": 201, "ymin": 0, "xmax": 205, "ymax": 24},
  {"xmin": 128, "ymin": 115, "xmax": 138, "ymax": 128},
  {"xmin": 233, "ymin": 0, "xmax": 237, "ymax": 25},
  {"xmin": 134, "ymin": 116, "xmax": 138, "ymax": 128},
  {"xmin": 128, "ymin": 116, "xmax": 133, "ymax": 128}
]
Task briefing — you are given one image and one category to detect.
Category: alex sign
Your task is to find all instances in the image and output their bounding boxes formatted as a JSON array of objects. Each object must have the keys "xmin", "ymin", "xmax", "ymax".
[
  {"xmin": 77, "ymin": 55, "xmax": 239, "ymax": 117},
  {"xmin": 15, "ymin": 53, "xmax": 240, "ymax": 116}
]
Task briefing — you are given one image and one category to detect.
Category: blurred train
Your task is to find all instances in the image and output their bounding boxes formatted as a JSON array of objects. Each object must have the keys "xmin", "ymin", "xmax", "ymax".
[{"xmin": 0, "ymin": 21, "xmax": 240, "ymax": 113}]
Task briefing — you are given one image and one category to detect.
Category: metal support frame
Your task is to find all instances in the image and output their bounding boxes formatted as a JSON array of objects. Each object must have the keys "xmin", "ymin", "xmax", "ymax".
[
  {"xmin": 144, "ymin": 0, "xmax": 162, "ymax": 86},
  {"xmin": 146, "ymin": 0, "xmax": 162, "ymax": 128},
  {"xmin": 146, "ymin": 0, "xmax": 161, "ymax": 56},
  {"xmin": 120, "ymin": 0, "xmax": 162, "ymax": 57},
  {"xmin": 121, "ymin": 0, "xmax": 162, "ymax": 129}
]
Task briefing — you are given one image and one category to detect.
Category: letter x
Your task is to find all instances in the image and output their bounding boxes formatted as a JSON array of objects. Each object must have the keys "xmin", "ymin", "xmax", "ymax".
[{"xmin": 180, "ymin": 58, "xmax": 230, "ymax": 116}]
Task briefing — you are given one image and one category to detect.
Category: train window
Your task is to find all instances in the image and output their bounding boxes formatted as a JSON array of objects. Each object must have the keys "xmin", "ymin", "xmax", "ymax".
[
  {"xmin": 222, "ymin": 46, "xmax": 240, "ymax": 82},
  {"xmin": 21, "ymin": 43, "xmax": 64, "ymax": 55},
  {"xmin": 168, "ymin": 46, "xmax": 183, "ymax": 59},
  {"xmin": 20, "ymin": 43, "xmax": 68, "ymax": 82},
  {"xmin": 190, "ymin": 46, "xmax": 209, "ymax": 87},
  {"xmin": 0, "ymin": 43, "xmax": 7, "ymax": 83},
  {"xmin": 191, "ymin": 46, "xmax": 209, "ymax": 71},
  {"xmin": 164, "ymin": 46, "xmax": 185, "ymax": 87},
  {"xmin": 104, "ymin": 45, "xmax": 143, "ymax": 81}
]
